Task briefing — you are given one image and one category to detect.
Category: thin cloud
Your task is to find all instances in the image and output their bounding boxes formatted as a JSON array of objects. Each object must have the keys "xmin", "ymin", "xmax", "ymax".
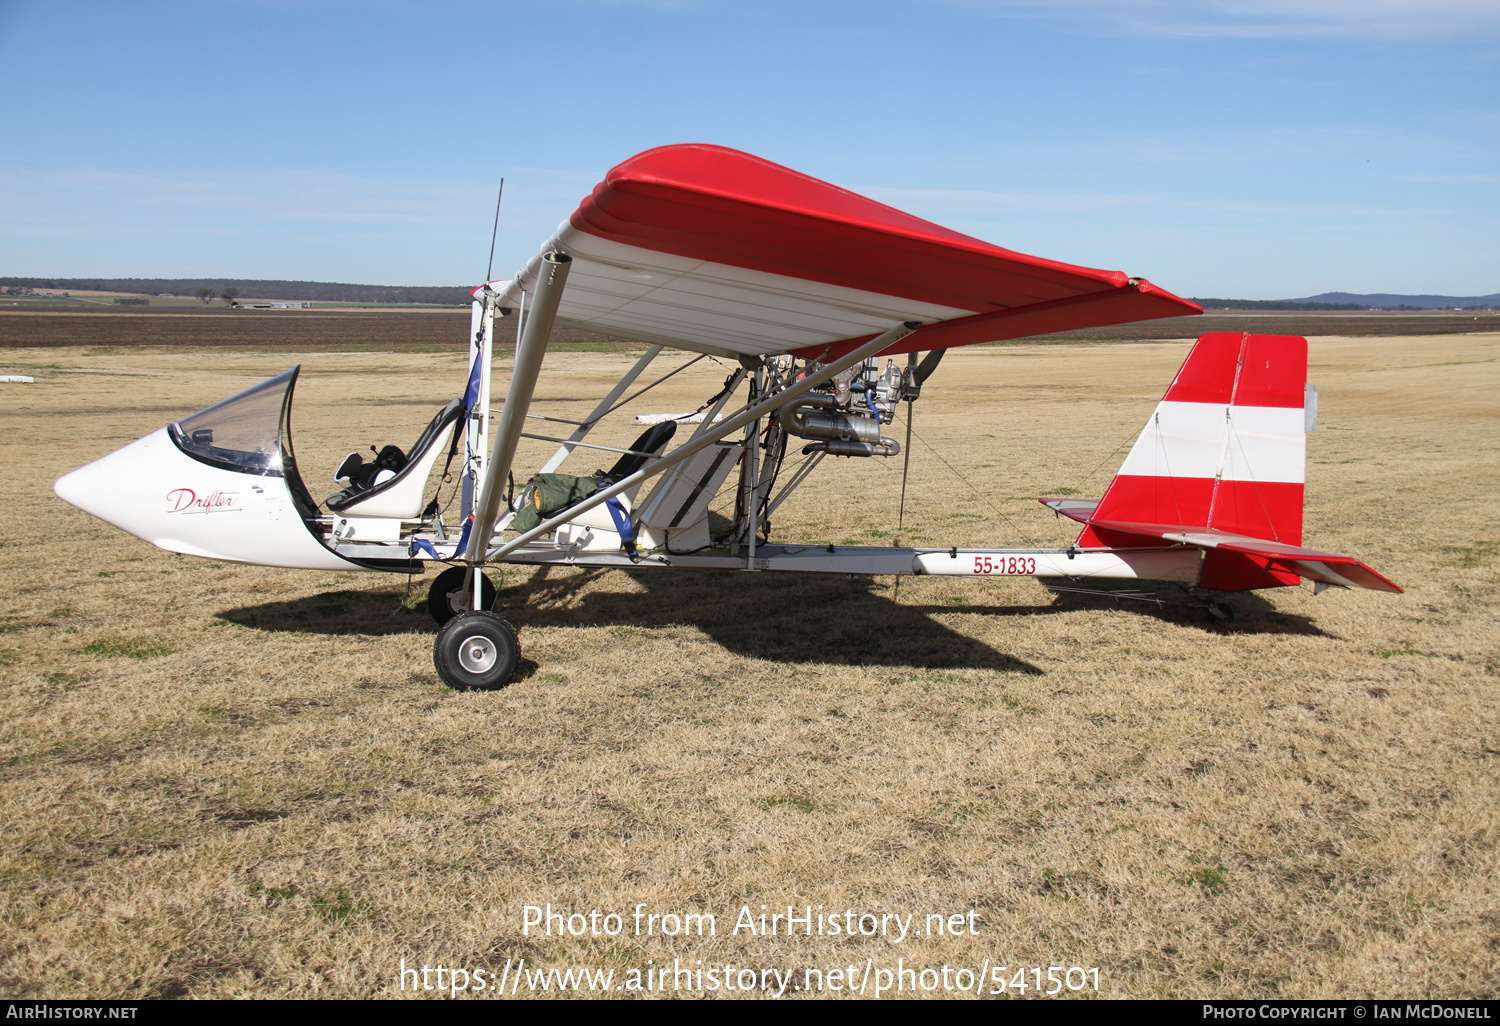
[
  {"xmin": 0, "ymin": 166, "xmax": 600, "ymax": 281},
  {"xmin": 941, "ymin": 0, "xmax": 1500, "ymax": 38},
  {"xmin": 1392, "ymin": 173, "xmax": 1500, "ymax": 185},
  {"xmin": 0, "ymin": 167, "xmax": 593, "ymax": 227}
]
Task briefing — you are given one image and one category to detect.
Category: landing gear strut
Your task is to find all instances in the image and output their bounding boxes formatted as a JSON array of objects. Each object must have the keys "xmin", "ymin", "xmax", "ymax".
[{"xmin": 427, "ymin": 566, "xmax": 497, "ymax": 626}]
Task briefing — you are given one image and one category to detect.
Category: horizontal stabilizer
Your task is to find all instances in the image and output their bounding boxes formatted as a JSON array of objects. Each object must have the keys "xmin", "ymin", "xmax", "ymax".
[
  {"xmin": 1087, "ymin": 519, "xmax": 1402, "ymax": 594},
  {"xmin": 1039, "ymin": 496, "xmax": 1098, "ymax": 524}
]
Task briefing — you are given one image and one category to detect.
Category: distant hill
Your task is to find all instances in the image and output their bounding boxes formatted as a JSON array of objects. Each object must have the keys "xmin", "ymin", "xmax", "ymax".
[
  {"xmin": 1190, "ymin": 298, "xmax": 1367, "ymax": 311},
  {"xmin": 7, "ymin": 278, "xmax": 1495, "ymax": 312},
  {"xmin": 1193, "ymin": 292, "xmax": 1499, "ymax": 311},
  {"xmin": 1294, "ymin": 292, "xmax": 1500, "ymax": 310},
  {"xmin": 0, "ymin": 277, "xmax": 470, "ymax": 305}
]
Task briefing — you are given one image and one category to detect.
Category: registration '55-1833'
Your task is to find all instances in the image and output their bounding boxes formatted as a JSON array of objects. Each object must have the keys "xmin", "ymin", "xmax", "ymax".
[{"xmin": 973, "ymin": 556, "xmax": 1036, "ymax": 575}]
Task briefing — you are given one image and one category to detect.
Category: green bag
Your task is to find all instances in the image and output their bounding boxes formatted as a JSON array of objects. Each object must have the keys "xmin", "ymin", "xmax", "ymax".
[{"xmin": 509, "ymin": 471, "xmax": 604, "ymax": 534}]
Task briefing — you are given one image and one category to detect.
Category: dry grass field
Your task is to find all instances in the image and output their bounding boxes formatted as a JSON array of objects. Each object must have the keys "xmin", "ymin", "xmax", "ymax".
[{"xmin": 0, "ymin": 321, "xmax": 1496, "ymax": 1000}]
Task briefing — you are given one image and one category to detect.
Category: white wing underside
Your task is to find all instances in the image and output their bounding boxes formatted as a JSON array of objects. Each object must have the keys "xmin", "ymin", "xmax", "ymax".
[{"xmin": 488, "ymin": 225, "xmax": 972, "ymax": 358}]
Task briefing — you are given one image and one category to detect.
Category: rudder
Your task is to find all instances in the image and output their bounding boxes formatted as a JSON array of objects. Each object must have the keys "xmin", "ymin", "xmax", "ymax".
[{"xmin": 1079, "ymin": 333, "xmax": 1311, "ymax": 585}]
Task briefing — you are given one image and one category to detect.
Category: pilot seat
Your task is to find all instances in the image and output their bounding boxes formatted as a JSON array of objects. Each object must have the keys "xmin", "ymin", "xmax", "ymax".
[{"xmin": 326, "ymin": 399, "xmax": 465, "ymax": 519}]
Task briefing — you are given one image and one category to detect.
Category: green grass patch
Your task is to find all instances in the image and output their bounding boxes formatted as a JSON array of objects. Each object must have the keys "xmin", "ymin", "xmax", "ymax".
[
  {"xmin": 996, "ymin": 694, "xmax": 1042, "ymax": 716},
  {"xmin": 1181, "ymin": 865, "xmax": 1229, "ymax": 895},
  {"xmin": 310, "ymin": 887, "xmax": 373, "ymax": 924},
  {"xmin": 0, "ymin": 649, "xmax": 19, "ymax": 667},
  {"xmin": 1442, "ymin": 540, "xmax": 1498, "ymax": 568},
  {"xmin": 41, "ymin": 671, "xmax": 84, "ymax": 685},
  {"xmin": 1381, "ymin": 649, "xmax": 1428, "ymax": 659},
  {"xmin": 248, "ymin": 882, "xmax": 300, "ymax": 905},
  {"xmin": 83, "ymin": 636, "xmax": 177, "ymax": 659},
  {"xmin": 763, "ymin": 794, "xmax": 815, "ymax": 814}
]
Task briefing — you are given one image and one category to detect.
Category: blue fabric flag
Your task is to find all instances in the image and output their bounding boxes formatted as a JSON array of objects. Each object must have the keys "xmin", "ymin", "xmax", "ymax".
[{"xmin": 463, "ymin": 351, "xmax": 483, "ymax": 413}]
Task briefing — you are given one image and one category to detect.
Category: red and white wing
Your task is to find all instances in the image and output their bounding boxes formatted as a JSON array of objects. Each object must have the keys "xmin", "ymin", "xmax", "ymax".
[{"xmin": 481, "ymin": 144, "xmax": 1200, "ymax": 358}]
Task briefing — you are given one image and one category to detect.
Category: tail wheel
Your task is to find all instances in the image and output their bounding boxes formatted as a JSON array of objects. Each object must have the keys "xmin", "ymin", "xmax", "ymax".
[
  {"xmin": 427, "ymin": 566, "xmax": 497, "ymax": 626},
  {"xmin": 433, "ymin": 611, "xmax": 519, "ymax": 690},
  {"xmin": 1206, "ymin": 601, "xmax": 1235, "ymax": 624}
]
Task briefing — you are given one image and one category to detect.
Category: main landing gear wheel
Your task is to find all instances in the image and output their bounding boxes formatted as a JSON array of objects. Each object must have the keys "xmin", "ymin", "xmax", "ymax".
[
  {"xmin": 427, "ymin": 566, "xmax": 497, "ymax": 626},
  {"xmin": 433, "ymin": 611, "xmax": 520, "ymax": 690}
]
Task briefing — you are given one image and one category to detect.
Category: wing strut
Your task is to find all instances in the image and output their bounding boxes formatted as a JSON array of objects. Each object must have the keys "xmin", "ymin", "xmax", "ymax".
[
  {"xmin": 484, "ymin": 319, "xmax": 923, "ymax": 562},
  {"xmin": 466, "ymin": 252, "xmax": 572, "ymax": 563},
  {"xmin": 536, "ymin": 344, "xmax": 664, "ymax": 474}
]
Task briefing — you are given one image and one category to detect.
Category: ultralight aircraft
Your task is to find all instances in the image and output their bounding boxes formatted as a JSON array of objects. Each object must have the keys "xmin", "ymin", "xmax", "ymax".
[{"xmin": 54, "ymin": 144, "xmax": 1401, "ymax": 690}]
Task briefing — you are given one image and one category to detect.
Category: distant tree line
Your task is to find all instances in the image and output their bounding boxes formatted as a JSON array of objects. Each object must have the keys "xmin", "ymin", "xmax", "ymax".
[
  {"xmin": 0, "ymin": 278, "xmax": 471, "ymax": 305},
  {"xmin": 1189, "ymin": 298, "xmax": 1370, "ymax": 311},
  {"xmin": 194, "ymin": 287, "xmax": 239, "ymax": 305}
]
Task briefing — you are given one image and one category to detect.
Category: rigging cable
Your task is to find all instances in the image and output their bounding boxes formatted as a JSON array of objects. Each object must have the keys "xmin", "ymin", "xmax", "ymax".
[{"xmin": 904, "ymin": 416, "xmax": 1042, "ymax": 548}]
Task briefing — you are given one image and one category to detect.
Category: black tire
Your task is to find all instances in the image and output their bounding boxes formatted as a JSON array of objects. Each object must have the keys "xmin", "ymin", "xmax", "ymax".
[
  {"xmin": 433, "ymin": 611, "xmax": 519, "ymax": 690},
  {"xmin": 427, "ymin": 566, "xmax": 497, "ymax": 626}
]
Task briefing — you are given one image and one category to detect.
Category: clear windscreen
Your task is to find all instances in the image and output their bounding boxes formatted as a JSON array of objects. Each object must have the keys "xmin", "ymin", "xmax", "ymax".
[{"xmin": 169, "ymin": 367, "xmax": 298, "ymax": 476}]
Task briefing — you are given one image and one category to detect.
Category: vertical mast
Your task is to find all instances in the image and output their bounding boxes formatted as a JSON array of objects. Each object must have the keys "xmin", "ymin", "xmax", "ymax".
[
  {"xmin": 478, "ymin": 294, "xmax": 495, "ymax": 497},
  {"xmin": 461, "ymin": 296, "xmax": 487, "ymax": 521}
]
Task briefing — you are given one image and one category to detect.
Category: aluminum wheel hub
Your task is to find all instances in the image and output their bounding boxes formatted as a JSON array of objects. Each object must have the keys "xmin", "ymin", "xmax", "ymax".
[{"xmin": 458, "ymin": 635, "xmax": 497, "ymax": 674}]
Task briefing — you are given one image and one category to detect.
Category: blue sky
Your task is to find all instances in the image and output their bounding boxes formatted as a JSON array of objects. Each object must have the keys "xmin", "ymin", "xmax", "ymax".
[{"xmin": 1, "ymin": 0, "xmax": 1495, "ymax": 298}]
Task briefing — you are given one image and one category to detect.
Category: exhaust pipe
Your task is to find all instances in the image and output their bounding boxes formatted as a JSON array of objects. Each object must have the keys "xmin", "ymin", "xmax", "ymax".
[
  {"xmin": 779, "ymin": 397, "xmax": 900, "ymax": 456},
  {"xmin": 802, "ymin": 438, "xmax": 901, "ymax": 457}
]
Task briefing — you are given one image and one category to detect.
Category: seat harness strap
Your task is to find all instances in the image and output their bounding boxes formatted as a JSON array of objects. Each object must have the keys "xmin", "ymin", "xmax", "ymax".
[{"xmin": 601, "ymin": 493, "xmax": 637, "ymax": 558}]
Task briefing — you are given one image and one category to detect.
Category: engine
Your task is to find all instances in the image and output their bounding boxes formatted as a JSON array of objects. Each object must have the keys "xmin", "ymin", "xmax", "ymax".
[{"xmin": 778, "ymin": 357, "xmax": 904, "ymax": 457}]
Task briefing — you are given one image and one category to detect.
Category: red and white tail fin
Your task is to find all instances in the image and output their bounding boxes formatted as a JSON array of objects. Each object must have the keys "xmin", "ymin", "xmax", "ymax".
[
  {"xmin": 1039, "ymin": 332, "xmax": 1397, "ymax": 593},
  {"xmin": 1081, "ymin": 331, "xmax": 1308, "ymax": 545}
]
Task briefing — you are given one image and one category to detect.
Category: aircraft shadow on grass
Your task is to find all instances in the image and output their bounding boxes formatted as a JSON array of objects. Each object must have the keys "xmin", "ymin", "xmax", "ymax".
[
  {"xmin": 961, "ymin": 581, "xmax": 1335, "ymax": 639},
  {"xmin": 510, "ymin": 567, "xmax": 1044, "ymax": 673},
  {"xmin": 216, "ymin": 565, "xmax": 1332, "ymax": 674},
  {"xmin": 515, "ymin": 568, "xmax": 1332, "ymax": 642},
  {"xmin": 218, "ymin": 569, "xmax": 1042, "ymax": 673}
]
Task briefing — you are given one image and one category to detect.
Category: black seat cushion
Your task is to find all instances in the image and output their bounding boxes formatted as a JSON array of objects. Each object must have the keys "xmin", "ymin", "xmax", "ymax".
[
  {"xmin": 601, "ymin": 421, "xmax": 677, "ymax": 484},
  {"xmin": 335, "ymin": 452, "xmax": 364, "ymax": 484}
]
